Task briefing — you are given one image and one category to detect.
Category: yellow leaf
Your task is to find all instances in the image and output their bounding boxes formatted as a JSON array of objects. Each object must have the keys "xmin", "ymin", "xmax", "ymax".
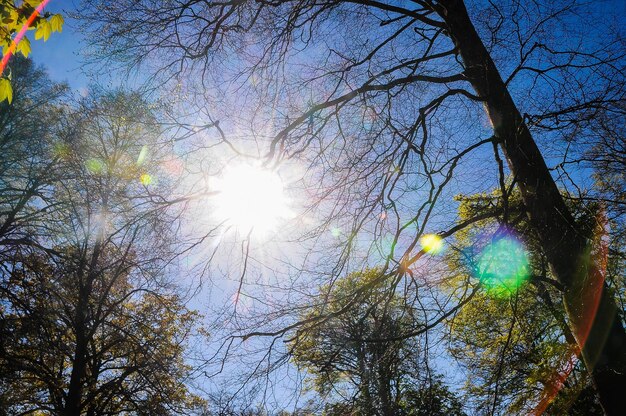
[
  {"xmin": 23, "ymin": 0, "xmax": 43, "ymax": 7},
  {"xmin": 50, "ymin": 14, "xmax": 64, "ymax": 33},
  {"xmin": 4, "ymin": 41, "xmax": 17, "ymax": 55},
  {"xmin": 34, "ymin": 20, "xmax": 52, "ymax": 41},
  {"xmin": 9, "ymin": 9, "xmax": 20, "ymax": 24},
  {"xmin": 17, "ymin": 37, "xmax": 31, "ymax": 58},
  {"xmin": 0, "ymin": 78, "xmax": 13, "ymax": 104}
]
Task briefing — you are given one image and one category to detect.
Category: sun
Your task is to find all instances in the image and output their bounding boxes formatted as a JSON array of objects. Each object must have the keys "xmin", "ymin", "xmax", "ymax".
[{"xmin": 212, "ymin": 164, "xmax": 292, "ymax": 236}]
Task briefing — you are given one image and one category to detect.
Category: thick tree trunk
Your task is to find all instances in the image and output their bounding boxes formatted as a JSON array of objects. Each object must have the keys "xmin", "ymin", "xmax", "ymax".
[
  {"xmin": 436, "ymin": 0, "xmax": 626, "ymax": 413},
  {"xmin": 376, "ymin": 351, "xmax": 395, "ymax": 416},
  {"xmin": 64, "ymin": 279, "xmax": 91, "ymax": 416},
  {"xmin": 65, "ymin": 242, "xmax": 102, "ymax": 416}
]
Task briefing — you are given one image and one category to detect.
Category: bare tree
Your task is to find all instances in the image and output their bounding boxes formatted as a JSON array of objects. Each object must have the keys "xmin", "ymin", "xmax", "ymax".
[{"xmin": 80, "ymin": 1, "xmax": 626, "ymax": 413}]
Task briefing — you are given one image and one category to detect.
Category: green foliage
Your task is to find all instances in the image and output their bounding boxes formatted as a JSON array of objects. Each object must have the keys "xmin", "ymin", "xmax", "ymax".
[
  {"xmin": 15, "ymin": 35, "xmax": 29, "ymax": 57},
  {"xmin": 585, "ymin": 104, "xmax": 626, "ymax": 326},
  {"xmin": 49, "ymin": 13, "xmax": 63, "ymax": 32},
  {"xmin": 0, "ymin": 83, "xmax": 204, "ymax": 414},
  {"xmin": 0, "ymin": 0, "xmax": 63, "ymax": 102},
  {"xmin": 0, "ymin": 249, "xmax": 204, "ymax": 415},
  {"xmin": 33, "ymin": 18, "xmax": 51, "ymax": 41},
  {"xmin": 0, "ymin": 56, "xmax": 67, "ymax": 260},
  {"xmin": 446, "ymin": 191, "xmax": 604, "ymax": 414},
  {"xmin": 291, "ymin": 269, "xmax": 464, "ymax": 415},
  {"xmin": 0, "ymin": 78, "xmax": 11, "ymax": 103},
  {"xmin": 400, "ymin": 379, "xmax": 466, "ymax": 416},
  {"xmin": 291, "ymin": 269, "xmax": 408, "ymax": 394}
]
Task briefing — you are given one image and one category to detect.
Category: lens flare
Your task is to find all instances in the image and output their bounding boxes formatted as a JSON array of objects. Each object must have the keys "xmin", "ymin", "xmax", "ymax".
[
  {"xmin": 420, "ymin": 234, "xmax": 444, "ymax": 255},
  {"xmin": 52, "ymin": 142, "xmax": 70, "ymax": 159},
  {"xmin": 532, "ymin": 209, "xmax": 608, "ymax": 414},
  {"xmin": 376, "ymin": 234, "xmax": 396, "ymax": 259},
  {"xmin": 477, "ymin": 236, "xmax": 529, "ymax": 296},
  {"xmin": 85, "ymin": 158, "xmax": 105, "ymax": 174},
  {"xmin": 163, "ymin": 155, "xmax": 184, "ymax": 176},
  {"xmin": 136, "ymin": 145, "xmax": 149, "ymax": 165},
  {"xmin": 140, "ymin": 173, "xmax": 153, "ymax": 185},
  {"xmin": 1, "ymin": 0, "xmax": 53, "ymax": 75},
  {"xmin": 213, "ymin": 164, "xmax": 291, "ymax": 235}
]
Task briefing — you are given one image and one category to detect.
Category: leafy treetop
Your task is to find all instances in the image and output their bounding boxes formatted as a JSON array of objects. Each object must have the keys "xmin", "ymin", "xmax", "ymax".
[{"xmin": 0, "ymin": 0, "xmax": 63, "ymax": 103}]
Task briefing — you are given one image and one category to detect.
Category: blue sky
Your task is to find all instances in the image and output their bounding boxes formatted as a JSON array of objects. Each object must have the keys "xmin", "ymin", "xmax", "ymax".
[
  {"xmin": 28, "ymin": 0, "xmax": 626, "ymax": 94},
  {"xmin": 29, "ymin": 0, "xmax": 87, "ymax": 90},
  {"xmin": 15, "ymin": 0, "xmax": 626, "ymax": 411}
]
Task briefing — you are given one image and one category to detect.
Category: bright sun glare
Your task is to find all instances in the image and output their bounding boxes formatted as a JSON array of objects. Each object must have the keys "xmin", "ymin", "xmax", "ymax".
[{"xmin": 213, "ymin": 164, "xmax": 292, "ymax": 236}]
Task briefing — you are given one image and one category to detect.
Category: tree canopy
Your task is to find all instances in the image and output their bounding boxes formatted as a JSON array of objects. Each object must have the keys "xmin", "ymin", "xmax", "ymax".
[
  {"xmin": 0, "ymin": 62, "xmax": 205, "ymax": 415},
  {"xmin": 290, "ymin": 268, "xmax": 465, "ymax": 415},
  {"xmin": 1, "ymin": 0, "xmax": 626, "ymax": 414}
]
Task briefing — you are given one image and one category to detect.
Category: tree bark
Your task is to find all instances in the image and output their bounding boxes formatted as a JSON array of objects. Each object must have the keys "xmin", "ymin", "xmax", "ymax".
[
  {"xmin": 436, "ymin": 0, "xmax": 626, "ymax": 413},
  {"xmin": 65, "ymin": 241, "xmax": 101, "ymax": 416},
  {"xmin": 64, "ymin": 271, "xmax": 92, "ymax": 416}
]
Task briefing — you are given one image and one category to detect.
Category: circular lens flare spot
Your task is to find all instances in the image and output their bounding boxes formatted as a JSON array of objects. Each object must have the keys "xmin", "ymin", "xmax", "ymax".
[
  {"xmin": 86, "ymin": 158, "xmax": 105, "ymax": 174},
  {"xmin": 420, "ymin": 234, "xmax": 444, "ymax": 255},
  {"xmin": 140, "ymin": 173, "xmax": 153, "ymax": 185},
  {"xmin": 213, "ymin": 164, "xmax": 291, "ymax": 235},
  {"xmin": 478, "ymin": 237, "xmax": 530, "ymax": 296},
  {"xmin": 330, "ymin": 227, "xmax": 342, "ymax": 238}
]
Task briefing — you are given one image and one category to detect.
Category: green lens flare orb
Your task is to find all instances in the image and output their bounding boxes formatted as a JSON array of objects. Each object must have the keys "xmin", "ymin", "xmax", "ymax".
[
  {"xmin": 477, "ymin": 237, "xmax": 530, "ymax": 296},
  {"xmin": 85, "ymin": 158, "xmax": 105, "ymax": 174}
]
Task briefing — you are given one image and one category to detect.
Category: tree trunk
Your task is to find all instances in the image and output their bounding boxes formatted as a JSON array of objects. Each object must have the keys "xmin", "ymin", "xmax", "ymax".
[
  {"xmin": 65, "ymin": 291, "xmax": 89, "ymax": 416},
  {"xmin": 436, "ymin": 0, "xmax": 626, "ymax": 413},
  {"xmin": 376, "ymin": 349, "xmax": 395, "ymax": 416},
  {"xmin": 65, "ymin": 241, "xmax": 102, "ymax": 415}
]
